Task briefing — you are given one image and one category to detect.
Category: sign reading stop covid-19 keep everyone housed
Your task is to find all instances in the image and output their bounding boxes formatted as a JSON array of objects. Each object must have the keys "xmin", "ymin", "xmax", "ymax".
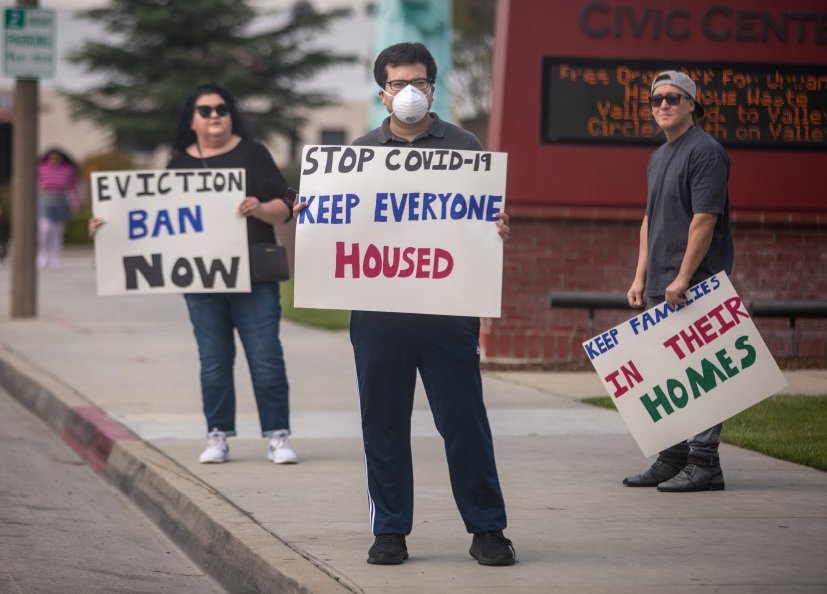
[
  {"xmin": 294, "ymin": 145, "xmax": 508, "ymax": 317},
  {"xmin": 91, "ymin": 169, "xmax": 250, "ymax": 296},
  {"xmin": 584, "ymin": 272, "xmax": 786, "ymax": 457}
]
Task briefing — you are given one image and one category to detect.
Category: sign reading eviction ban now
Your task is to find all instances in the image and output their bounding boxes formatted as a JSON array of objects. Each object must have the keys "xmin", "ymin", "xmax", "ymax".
[
  {"xmin": 584, "ymin": 273, "xmax": 786, "ymax": 457},
  {"xmin": 91, "ymin": 169, "xmax": 250, "ymax": 296},
  {"xmin": 294, "ymin": 145, "xmax": 508, "ymax": 317}
]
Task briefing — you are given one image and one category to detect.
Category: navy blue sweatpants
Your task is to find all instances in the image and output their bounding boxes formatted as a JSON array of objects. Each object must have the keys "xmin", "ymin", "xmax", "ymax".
[{"xmin": 350, "ymin": 310, "xmax": 507, "ymax": 536}]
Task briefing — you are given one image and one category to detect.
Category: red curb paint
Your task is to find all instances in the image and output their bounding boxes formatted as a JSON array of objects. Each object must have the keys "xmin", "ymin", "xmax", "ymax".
[{"xmin": 62, "ymin": 406, "xmax": 139, "ymax": 474}]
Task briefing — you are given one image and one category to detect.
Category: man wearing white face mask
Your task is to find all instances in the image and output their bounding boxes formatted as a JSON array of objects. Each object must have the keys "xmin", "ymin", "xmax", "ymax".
[
  {"xmin": 383, "ymin": 79, "xmax": 432, "ymax": 124},
  {"xmin": 349, "ymin": 42, "xmax": 515, "ymax": 567}
]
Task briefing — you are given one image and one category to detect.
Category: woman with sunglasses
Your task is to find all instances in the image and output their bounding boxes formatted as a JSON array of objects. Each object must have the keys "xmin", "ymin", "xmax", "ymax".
[
  {"xmin": 168, "ymin": 82, "xmax": 298, "ymax": 465},
  {"xmin": 89, "ymin": 83, "xmax": 298, "ymax": 464}
]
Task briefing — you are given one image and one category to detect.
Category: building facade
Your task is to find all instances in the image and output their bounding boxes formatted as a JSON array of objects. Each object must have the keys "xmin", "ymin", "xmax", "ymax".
[{"xmin": 486, "ymin": 0, "xmax": 827, "ymax": 364}]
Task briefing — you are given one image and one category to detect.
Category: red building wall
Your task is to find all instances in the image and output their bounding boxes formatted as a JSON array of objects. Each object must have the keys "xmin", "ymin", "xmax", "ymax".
[
  {"xmin": 485, "ymin": 0, "xmax": 827, "ymax": 364},
  {"xmin": 484, "ymin": 215, "xmax": 827, "ymax": 362}
]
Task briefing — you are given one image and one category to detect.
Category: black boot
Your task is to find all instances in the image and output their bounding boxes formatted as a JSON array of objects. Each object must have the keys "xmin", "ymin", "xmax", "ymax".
[
  {"xmin": 623, "ymin": 458, "xmax": 683, "ymax": 487},
  {"xmin": 657, "ymin": 454, "xmax": 725, "ymax": 492}
]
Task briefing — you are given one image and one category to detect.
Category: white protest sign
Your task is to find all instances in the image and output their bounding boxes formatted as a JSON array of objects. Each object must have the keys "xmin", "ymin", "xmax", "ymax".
[
  {"xmin": 91, "ymin": 169, "xmax": 250, "ymax": 296},
  {"xmin": 584, "ymin": 272, "xmax": 786, "ymax": 457},
  {"xmin": 294, "ymin": 145, "xmax": 507, "ymax": 317}
]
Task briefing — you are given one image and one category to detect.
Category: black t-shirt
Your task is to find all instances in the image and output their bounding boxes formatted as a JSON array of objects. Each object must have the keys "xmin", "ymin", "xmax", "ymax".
[
  {"xmin": 645, "ymin": 126, "xmax": 734, "ymax": 298},
  {"xmin": 167, "ymin": 137, "xmax": 289, "ymax": 245}
]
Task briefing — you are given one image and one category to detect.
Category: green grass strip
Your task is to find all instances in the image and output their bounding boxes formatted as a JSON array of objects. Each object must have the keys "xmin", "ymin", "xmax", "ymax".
[
  {"xmin": 280, "ymin": 277, "xmax": 350, "ymax": 331},
  {"xmin": 582, "ymin": 395, "xmax": 827, "ymax": 472}
]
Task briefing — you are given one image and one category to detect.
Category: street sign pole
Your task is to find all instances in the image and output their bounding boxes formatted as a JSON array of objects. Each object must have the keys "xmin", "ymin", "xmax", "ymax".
[
  {"xmin": 10, "ymin": 76, "xmax": 37, "ymax": 317},
  {"xmin": 5, "ymin": 0, "xmax": 46, "ymax": 317}
]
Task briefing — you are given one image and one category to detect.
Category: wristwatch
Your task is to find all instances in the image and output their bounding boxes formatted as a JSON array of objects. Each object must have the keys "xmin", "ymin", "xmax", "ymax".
[{"xmin": 282, "ymin": 187, "xmax": 298, "ymax": 222}]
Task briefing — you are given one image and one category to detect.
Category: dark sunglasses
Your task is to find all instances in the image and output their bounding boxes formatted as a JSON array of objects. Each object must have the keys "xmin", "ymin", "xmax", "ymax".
[
  {"xmin": 649, "ymin": 93, "xmax": 687, "ymax": 108},
  {"xmin": 195, "ymin": 104, "xmax": 229, "ymax": 118}
]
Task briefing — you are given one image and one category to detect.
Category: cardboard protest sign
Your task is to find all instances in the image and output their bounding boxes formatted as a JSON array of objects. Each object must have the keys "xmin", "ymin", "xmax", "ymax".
[
  {"xmin": 584, "ymin": 273, "xmax": 786, "ymax": 457},
  {"xmin": 91, "ymin": 169, "xmax": 250, "ymax": 296},
  {"xmin": 294, "ymin": 145, "xmax": 507, "ymax": 317}
]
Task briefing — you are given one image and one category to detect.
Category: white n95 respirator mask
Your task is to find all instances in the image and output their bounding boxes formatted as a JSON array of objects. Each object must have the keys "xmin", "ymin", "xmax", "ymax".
[{"xmin": 389, "ymin": 84, "xmax": 430, "ymax": 124}]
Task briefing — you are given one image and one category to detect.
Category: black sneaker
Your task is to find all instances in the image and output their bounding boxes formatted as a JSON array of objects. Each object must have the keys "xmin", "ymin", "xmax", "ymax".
[
  {"xmin": 367, "ymin": 534, "xmax": 408, "ymax": 565},
  {"xmin": 470, "ymin": 530, "xmax": 516, "ymax": 566}
]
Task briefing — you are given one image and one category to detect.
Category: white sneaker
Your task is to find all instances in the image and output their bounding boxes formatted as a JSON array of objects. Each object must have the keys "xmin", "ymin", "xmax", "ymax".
[
  {"xmin": 199, "ymin": 428, "xmax": 229, "ymax": 463},
  {"xmin": 267, "ymin": 435, "xmax": 298, "ymax": 464}
]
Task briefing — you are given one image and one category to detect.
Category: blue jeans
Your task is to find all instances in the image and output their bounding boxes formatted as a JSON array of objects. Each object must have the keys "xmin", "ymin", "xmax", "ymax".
[
  {"xmin": 645, "ymin": 296, "xmax": 722, "ymax": 465},
  {"xmin": 184, "ymin": 283, "xmax": 289, "ymax": 437},
  {"xmin": 658, "ymin": 423, "xmax": 723, "ymax": 468}
]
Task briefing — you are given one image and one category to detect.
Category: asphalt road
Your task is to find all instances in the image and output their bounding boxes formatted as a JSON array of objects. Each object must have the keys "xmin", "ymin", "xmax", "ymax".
[{"xmin": 0, "ymin": 387, "xmax": 227, "ymax": 594}]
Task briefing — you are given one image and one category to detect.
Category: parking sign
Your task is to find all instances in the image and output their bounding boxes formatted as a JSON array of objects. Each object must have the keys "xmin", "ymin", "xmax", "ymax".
[{"xmin": 3, "ymin": 7, "xmax": 55, "ymax": 79}]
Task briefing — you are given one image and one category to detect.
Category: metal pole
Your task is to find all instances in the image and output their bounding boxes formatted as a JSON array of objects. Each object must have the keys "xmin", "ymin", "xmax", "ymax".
[
  {"xmin": 9, "ymin": 0, "xmax": 39, "ymax": 318},
  {"xmin": 10, "ymin": 80, "xmax": 38, "ymax": 317},
  {"xmin": 790, "ymin": 317, "xmax": 798, "ymax": 359}
]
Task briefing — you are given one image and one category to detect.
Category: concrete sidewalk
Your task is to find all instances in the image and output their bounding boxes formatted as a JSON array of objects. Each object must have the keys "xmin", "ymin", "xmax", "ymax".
[{"xmin": 1, "ymin": 247, "xmax": 826, "ymax": 594}]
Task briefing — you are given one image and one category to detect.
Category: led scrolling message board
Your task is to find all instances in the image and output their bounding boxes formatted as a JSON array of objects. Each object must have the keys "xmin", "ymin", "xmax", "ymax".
[{"xmin": 542, "ymin": 58, "xmax": 827, "ymax": 150}]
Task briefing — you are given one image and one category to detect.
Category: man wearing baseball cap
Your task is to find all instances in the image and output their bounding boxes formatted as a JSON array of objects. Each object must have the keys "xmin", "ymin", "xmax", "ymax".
[{"xmin": 623, "ymin": 70, "xmax": 734, "ymax": 492}]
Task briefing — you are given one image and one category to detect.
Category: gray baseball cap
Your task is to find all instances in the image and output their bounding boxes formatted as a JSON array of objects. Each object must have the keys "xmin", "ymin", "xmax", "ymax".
[{"xmin": 651, "ymin": 70, "xmax": 705, "ymax": 117}]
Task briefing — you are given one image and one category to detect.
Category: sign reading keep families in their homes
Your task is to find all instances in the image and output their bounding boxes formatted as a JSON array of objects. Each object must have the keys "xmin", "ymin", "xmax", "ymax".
[
  {"xmin": 91, "ymin": 169, "xmax": 250, "ymax": 296},
  {"xmin": 584, "ymin": 273, "xmax": 786, "ymax": 457},
  {"xmin": 3, "ymin": 7, "xmax": 55, "ymax": 79},
  {"xmin": 294, "ymin": 145, "xmax": 508, "ymax": 317}
]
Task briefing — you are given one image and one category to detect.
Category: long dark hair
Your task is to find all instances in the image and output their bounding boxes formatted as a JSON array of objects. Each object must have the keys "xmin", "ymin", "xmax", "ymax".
[
  {"xmin": 39, "ymin": 147, "xmax": 78, "ymax": 171},
  {"xmin": 170, "ymin": 82, "xmax": 249, "ymax": 158}
]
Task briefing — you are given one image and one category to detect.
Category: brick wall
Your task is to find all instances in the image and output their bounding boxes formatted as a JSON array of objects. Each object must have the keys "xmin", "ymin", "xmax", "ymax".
[{"xmin": 482, "ymin": 215, "xmax": 827, "ymax": 363}]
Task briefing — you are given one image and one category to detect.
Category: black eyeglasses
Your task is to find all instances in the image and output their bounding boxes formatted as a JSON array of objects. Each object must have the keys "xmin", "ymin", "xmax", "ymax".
[
  {"xmin": 649, "ymin": 93, "xmax": 688, "ymax": 108},
  {"xmin": 195, "ymin": 104, "xmax": 230, "ymax": 118},
  {"xmin": 385, "ymin": 79, "xmax": 431, "ymax": 92}
]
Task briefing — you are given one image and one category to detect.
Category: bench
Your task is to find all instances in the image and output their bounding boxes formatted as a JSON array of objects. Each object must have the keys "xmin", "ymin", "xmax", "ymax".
[
  {"xmin": 548, "ymin": 291, "xmax": 827, "ymax": 356},
  {"xmin": 749, "ymin": 300, "xmax": 827, "ymax": 357},
  {"xmin": 547, "ymin": 291, "xmax": 627, "ymax": 336}
]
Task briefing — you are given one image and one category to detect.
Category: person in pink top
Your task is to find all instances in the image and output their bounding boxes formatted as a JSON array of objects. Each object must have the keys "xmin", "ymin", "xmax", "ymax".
[{"xmin": 37, "ymin": 148, "xmax": 80, "ymax": 269}]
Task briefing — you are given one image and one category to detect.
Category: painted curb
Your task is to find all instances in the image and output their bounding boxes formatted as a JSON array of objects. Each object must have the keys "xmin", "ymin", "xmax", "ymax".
[{"xmin": 0, "ymin": 344, "xmax": 356, "ymax": 594}]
